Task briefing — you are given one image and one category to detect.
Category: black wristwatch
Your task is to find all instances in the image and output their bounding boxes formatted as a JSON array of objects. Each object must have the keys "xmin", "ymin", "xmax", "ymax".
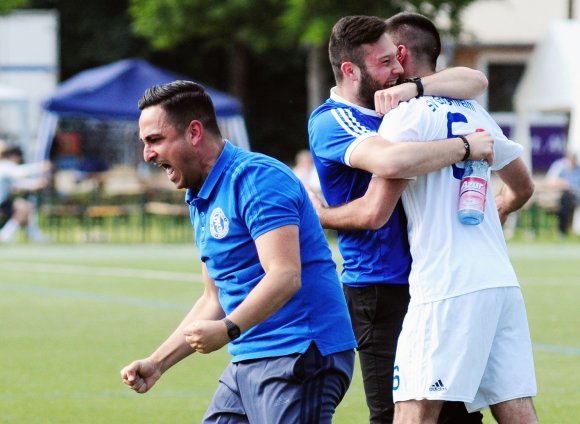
[
  {"xmin": 401, "ymin": 76, "xmax": 424, "ymax": 98},
  {"xmin": 223, "ymin": 318, "xmax": 241, "ymax": 341}
]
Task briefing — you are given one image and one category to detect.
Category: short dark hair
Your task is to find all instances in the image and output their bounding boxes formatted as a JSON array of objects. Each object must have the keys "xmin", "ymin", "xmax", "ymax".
[
  {"xmin": 1, "ymin": 146, "xmax": 23, "ymax": 160},
  {"xmin": 386, "ymin": 12, "xmax": 441, "ymax": 71},
  {"xmin": 138, "ymin": 80, "xmax": 221, "ymax": 136},
  {"xmin": 329, "ymin": 15, "xmax": 388, "ymax": 83}
]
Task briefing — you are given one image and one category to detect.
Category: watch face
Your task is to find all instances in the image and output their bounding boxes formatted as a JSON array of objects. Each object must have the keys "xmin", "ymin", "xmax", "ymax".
[
  {"xmin": 228, "ymin": 326, "xmax": 241, "ymax": 340},
  {"xmin": 224, "ymin": 319, "xmax": 241, "ymax": 340}
]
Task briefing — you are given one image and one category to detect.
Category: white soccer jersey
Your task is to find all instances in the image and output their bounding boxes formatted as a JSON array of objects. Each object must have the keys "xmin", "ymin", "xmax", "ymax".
[{"xmin": 379, "ymin": 96, "xmax": 523, "ymax": 305}]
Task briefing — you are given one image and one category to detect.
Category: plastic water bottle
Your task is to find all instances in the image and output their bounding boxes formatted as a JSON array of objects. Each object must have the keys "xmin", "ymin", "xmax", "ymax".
[{"xmin": 457, "ymin": 129, "xmax": 489, "ymax": 225}]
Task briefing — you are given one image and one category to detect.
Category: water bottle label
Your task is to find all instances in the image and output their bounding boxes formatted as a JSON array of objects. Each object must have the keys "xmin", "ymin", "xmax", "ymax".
[{"xmin": 458, "ymin": 176, "xmax": 487, "ymax": 212}]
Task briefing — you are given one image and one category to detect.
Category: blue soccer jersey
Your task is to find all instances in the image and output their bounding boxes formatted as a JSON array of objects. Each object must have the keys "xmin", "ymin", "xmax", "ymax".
[
  {"xmin": 308, "ymin": 90, "xmax": 411, "ymax": 287},
  {"xmin": 186, "ymin": 141, "xmax": 356, "ymax": 362}
]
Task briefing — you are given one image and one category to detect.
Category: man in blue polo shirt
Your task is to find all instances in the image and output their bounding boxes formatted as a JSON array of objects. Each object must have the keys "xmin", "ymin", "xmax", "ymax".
[
  {"xmin": 120, "ymin": 80, "xmax": 356, "ymax": 423},
  {"xmin": 308, "ymin": 15, "xmax": 493, "ymax": 423}
]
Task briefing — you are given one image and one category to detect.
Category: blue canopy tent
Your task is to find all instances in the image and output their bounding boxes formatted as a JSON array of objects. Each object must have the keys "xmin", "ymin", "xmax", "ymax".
[{"xmin": 34, "ymin": 58, "xmax": 249, "ymax": 161}]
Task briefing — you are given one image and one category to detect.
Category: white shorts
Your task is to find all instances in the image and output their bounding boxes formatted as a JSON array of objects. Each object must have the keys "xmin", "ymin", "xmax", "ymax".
[{"xmin": 393, "ymin": 287, "xmax": 537, "ymax": 412}]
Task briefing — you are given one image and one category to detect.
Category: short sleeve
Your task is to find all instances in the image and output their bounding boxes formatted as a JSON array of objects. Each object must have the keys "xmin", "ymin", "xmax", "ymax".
[
  {"xmin": 237, "ymin": 162, "xmax": 302, "ymax": 240},
  {"xmin": 309, "ymin": 107, "xmax": 378, "ymax": 167}
]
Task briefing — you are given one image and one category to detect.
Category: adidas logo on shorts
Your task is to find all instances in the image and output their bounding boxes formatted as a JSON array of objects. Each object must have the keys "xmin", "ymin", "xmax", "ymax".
[{"xmin": 429, "ymin": 379, "xmax": 447, "ymax": 392}]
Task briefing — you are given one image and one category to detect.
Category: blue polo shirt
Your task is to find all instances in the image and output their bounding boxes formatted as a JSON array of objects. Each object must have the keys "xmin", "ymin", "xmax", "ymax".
[
  {"xmin": 308, "ymin": 92, "xmax": 411, "ymax": 287},
  {"xmin": 186, "ymin": 141, "xmax": 356, "ymax": 362}
]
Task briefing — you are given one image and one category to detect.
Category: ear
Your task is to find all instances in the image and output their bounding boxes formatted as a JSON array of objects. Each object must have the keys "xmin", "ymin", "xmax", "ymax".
[
  {"xmin": 340, "ymin": 61, "xmax": 359, "ymax": 82},
  {"xmin": 186, "ymin": 120, "xmax": 204, "ymax": 146},
  {"xmin": 396, "ymin": 45, "xmax": 408, "ymax": 65}
]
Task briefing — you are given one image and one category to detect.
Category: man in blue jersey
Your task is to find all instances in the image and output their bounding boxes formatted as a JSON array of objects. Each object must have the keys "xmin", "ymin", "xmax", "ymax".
[
  {"xmin": 120, "ymin": 80, "xmax": 357, "ymax": 423},
  {"xmin": 308, "ymin": 15, "xmax": 494, "ymax": 424},
  {"xmin": 311, "ymin": 13, "xmax": 537, "ymax": 424}
]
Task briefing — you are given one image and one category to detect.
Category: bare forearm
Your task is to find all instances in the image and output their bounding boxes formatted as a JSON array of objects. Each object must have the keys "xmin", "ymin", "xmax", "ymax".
[
  {"xmin": 374, "ymin": 67, "xmax": 488, "ymax": 114},
  {"xmin": 495, "ymin": 187, "xmax": 528, "ymax": 218},
  {"xmin": 422, "ymin": 67, "xmax": 488, "ymax": 100},
  {"xmin": 228, "ymin": 267, "xmax": 300, "ymax": 333},
  {"xmin": 227, "ymin": 226, "xmax": 302, "ymax": 333},
  {"xmin": 496, "ymin": 182, "xmax": 534, "ymax": 215},
  {"xmin": 310, "ymin": 189, "xmax": 376, "ymax": 230},
  {"xmin": 546, "ymin": 177, "xmax": 570, "ymax": 191},
  {"xmin": 316, "ymin": 178, "xmax": 408, "ymax": 231},
  {"xmin": 319, "ymin": 199, "xmax": 379, "ymax": 231},
  {"xmin": 354, "ymin": 137, "xmax": 464, "ymax": 179},
  {"xmin": 350, "ymin": 130, "xmax": 493, "ymax": 179},
  {"xmin": 149, "ymin": 293, "xmax": 224, "ymax": 373},
  {"xmin": 495, "ymin": 158, "xmax": 534, "ymax": 222}
]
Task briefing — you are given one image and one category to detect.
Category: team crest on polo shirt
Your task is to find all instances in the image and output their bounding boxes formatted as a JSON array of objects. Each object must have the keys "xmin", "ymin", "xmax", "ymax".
[{"xmin": 209, "ymin": 207, "xmax": 229, "ymax": 239}]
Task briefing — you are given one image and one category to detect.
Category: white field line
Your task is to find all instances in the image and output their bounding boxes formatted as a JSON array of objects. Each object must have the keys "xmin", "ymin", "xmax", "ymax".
[
  {"xmin": 518, "ymin": 277, "xmax": 580, "ymax": 287},
  {"xmin": 0, "ymin": 281, "xmax": 192, "ymax": 310},
  {"xmin": 0, "ymin": 261, "xmax": 203, "ymax": 283},
  {"xmin": 0, "ymin": 258, "xmax": 577, "ymax": 287},
  {"xmin": 1, "ymin": 260, "xmax": 579, "ymax": 356}
]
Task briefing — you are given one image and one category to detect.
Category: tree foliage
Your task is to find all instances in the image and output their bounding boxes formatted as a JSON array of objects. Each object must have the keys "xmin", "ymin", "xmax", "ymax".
[
  {"xmin": 280, "ymin": 0, "xmax": 477, "ymax": 47},
  {"xmin": 129, "ymin": 0, "xmax": 286, "ymax": 53},
  {"xmin": 5, "ymin": 0, "xmax": 481, "ymax": 162},
  {"xmin": 128, "ymin": 0, "xmax": 290, "ymax": 101},
  {"xmin": 126, "ymin": 0, "xmax": 479, "ymax": 118},
  {"xmin": 0, "ymin": 0, "xmax": 29, "ymax": 15}
]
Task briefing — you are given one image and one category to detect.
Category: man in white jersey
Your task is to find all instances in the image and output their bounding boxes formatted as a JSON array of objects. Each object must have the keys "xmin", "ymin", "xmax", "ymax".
[{"xmin": 309, "ymin": 12, "xmax": 538, "ymax": 424}]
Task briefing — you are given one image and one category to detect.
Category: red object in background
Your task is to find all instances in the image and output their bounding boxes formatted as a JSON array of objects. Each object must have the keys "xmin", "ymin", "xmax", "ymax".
[{"xmin": 55, "ymin": 132, "xmax": 82, "ymax": 156}]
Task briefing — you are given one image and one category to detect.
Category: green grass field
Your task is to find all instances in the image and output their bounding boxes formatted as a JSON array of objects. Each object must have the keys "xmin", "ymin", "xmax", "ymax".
[{"xmin": 1, "ymin": 241, "xmax": 579, "ymax": 423}]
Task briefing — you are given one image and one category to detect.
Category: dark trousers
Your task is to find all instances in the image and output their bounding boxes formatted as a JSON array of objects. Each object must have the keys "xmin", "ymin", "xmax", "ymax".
[
  {"xmin": 344, "ymin": 284, "xmax": 483, "ymax": 424},
  {"xmin": 0, "ymin": 199, "xmax": 13, "ymax": 227},
  {"xmin": 558, "ymin": 190, "xmax": 577, "ymax": 235},
  {"xmin": 203, "ymin": 343, "xmax": 354, "ymax": 424}
]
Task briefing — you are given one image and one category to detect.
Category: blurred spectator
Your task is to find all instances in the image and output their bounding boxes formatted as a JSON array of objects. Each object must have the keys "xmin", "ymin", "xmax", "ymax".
[
  {"xmin": 291, "ymin": 149, "xmax": 321, "ymax": 194},
  {"xmin": 546, "ymin": 150, "xmax": 580, "ymax": 235},
  {"xmin": 0, "ymin": 142, "xmax": 52, "ymax": 243}
]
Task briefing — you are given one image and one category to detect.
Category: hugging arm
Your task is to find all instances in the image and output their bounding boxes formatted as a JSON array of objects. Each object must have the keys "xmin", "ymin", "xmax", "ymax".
[
  {"xmin": 311, "ymin": 178, "xmax": 408, "ymax": 231},
  {"xmin": 494, "ymin": 158, "xmax": 534, "ymax": 225},
  {"xmin": 349, "ymin": 130, "xmax": 493, "ymax": 179},
  {"xmin": 374, "ymin": 67, "xmax": 487, "ymax": 115}
]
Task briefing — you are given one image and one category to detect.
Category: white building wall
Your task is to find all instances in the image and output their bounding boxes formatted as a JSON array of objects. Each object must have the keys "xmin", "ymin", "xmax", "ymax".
[
  {"xmin": 0, "ymin": 10, "xmax": 58, "ymax": 150},
  {"xmin": 460, "ymin": 0, "xmax": 579, "ymax": 44},
  {"xmin": 438, "ymin": 0, "xmax": 580, "ymax": 171}
]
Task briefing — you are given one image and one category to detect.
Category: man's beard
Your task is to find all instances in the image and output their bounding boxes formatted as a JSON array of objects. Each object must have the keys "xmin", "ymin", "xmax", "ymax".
[{"xmin": 357, "ymin": 64, "xmax": 384, "ymax": 110}]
